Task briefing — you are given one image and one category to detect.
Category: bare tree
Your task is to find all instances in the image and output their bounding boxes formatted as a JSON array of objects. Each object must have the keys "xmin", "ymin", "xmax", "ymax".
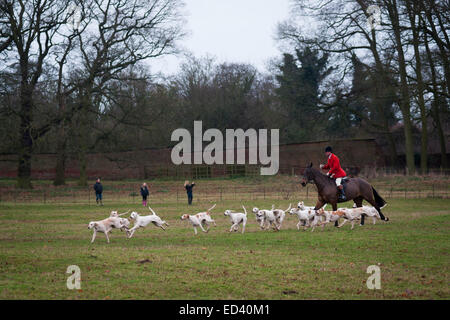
[
  {"xmin": 404, "ymin": 0, "xmax": 431, "ymax": 173},
  {"xmin": 277, "ymin": 0, "xmax": 445, "ymax": 173},
  {"xmin": 422, "ymin": 13, "xmax": 448, "ymax": 169},
  {"xmin": 73, "ymin": 0, "xmax": 185, "ymax": 185},
  {"xmin": 0, "ymin": 0, "xmax": 72, "ymax": 188}
]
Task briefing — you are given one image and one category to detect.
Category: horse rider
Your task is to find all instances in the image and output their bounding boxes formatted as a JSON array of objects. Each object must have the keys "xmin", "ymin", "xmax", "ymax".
[{"xmin": 320, "ymin": 146, "xmax": 347, "ymax": 201}]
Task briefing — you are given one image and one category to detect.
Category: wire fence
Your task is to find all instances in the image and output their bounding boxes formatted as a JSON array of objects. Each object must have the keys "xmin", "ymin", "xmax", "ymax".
[{"xmin": 0, "ymin": 180, "xmax": 448, "ymax": 205}]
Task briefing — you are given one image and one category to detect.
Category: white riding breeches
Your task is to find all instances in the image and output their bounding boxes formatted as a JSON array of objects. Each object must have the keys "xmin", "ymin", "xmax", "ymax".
[{"xmin": 335, "ymin": 178, "xmax": 342, "ymax": 186}]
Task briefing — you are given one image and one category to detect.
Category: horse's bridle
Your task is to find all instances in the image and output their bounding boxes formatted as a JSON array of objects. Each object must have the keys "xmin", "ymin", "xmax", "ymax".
[{"xmin": 300, "ymin": 176, "xmax": 313, "ymax": 187}]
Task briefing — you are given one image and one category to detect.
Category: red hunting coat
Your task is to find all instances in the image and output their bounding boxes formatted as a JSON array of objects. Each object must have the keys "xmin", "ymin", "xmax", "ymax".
[{"xmin": 323, "ymin": 153, "xmax": 346, "ymax": 178}]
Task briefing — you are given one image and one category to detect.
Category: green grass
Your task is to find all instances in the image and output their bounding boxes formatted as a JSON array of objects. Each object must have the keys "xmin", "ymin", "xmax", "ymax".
[{"xmin": 0, "ymin": 197, "xmax": 449, "ymax": 300}]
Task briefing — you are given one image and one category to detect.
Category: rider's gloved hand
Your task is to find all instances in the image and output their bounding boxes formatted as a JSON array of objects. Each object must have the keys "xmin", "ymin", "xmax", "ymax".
[{"xmin": 319, "ymin": 164, "xmax": 324, "ymax": 169}]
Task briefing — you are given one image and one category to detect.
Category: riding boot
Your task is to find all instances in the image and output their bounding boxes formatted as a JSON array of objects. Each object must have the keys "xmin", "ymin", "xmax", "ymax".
[{"xmin": 338, "ymin": 187, "xmax": 346, "ymax": 201}]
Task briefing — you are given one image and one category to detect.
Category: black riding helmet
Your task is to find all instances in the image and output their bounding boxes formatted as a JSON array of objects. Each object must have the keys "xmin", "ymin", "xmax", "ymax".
[{"xmin": 325, "ymin": 146, "xmax": 332, "ymax": 153}]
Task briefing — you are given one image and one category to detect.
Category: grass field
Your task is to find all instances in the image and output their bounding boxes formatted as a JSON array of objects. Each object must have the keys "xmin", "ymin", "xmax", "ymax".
[{"xmin": 0, "ymin": 197, "xmax": 449, "ymax": 300}]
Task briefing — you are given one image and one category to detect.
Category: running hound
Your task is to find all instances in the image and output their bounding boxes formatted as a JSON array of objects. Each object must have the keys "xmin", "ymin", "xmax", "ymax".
[
  {"xmin": 87, "ymin": 217, "xmax": 129, "ymax": 243},
  {"xmin": 224, "ymin": 205, "xmax": 248, "ymax": 233},
  {"xmin": 315, "ymin": 208, "xmax": 348, "ymax": 229},
  {"xmin": 109, "ymin": 210, "xmax": 131, "ymax": 231},
  {"xmin": 289, "ymin": 207, "xmax": 321, "ymax": 231},
  {"xmin": 252, "ymin": 207, "xmax": 269, "ymax": 229},
  {"xmin": 272, "ymin": 203, "xmax": 291, "ymax": 230},
  {"xmin": 126, "ymin": 207, "xmax": 169, "ymax": 238},
  {"xmin": 337, "ymin": 205, "xmax": 382, "ymax": 229},
  {"xmin": 256, "ymin": 205, "xmax": 280, "ymax": 231},
  {"xmin": 181, "ymin": 204, "xmax": 217, "ymax": 235},
  {"xmin": 297, "ymin": 201, "xmax": 327, "ymax": 211}
]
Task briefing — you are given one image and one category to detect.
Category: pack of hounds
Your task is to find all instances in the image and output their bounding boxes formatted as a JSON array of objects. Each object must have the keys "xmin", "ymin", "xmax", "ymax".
[{"xmin": 87, "ymin": 202, "xmax": 385, "ymax": 243}]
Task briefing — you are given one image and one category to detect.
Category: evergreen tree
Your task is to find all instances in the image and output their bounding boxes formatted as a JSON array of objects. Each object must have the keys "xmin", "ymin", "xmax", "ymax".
[{"xmin": 275, "ymin": 47, "xmax": 332, "ymax": 142}]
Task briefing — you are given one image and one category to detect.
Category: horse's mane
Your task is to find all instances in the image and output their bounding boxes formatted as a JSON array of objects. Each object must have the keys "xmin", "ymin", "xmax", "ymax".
[{"xmin": 306, "ymin": 167, "xmax": 335, "ymax": 186}]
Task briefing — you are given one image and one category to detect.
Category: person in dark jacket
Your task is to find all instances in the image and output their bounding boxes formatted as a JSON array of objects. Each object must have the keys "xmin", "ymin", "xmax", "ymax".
[
  {"xmin": 93, "ymin": 178, "xmax": 103, "ymax": 205},
  {"xmin": 184, "ymin": 180, "xmax": 195, "ymax": 205},
  {"xmin": 140, "ymin": 182, "xmax": 150, "ymax": 207}
]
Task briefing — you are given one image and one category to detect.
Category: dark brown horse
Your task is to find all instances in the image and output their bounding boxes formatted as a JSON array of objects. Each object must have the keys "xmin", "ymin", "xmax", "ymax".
[{"xmin": 300, "ymin": 163, "xmax": 388, "ymax": 225}]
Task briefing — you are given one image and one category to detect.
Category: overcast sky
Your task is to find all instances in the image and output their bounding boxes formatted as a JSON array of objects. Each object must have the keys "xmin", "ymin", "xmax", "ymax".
[{"xmin": 148, "ymin": 0, "xmax": 293, "ymax": 75}]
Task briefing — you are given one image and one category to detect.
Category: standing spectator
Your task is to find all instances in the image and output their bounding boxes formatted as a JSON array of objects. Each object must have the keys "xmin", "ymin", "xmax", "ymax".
[
  {"xmin": 93, "ymin": 178, "xmax": 103, "ymax": 206},
  {"xmin": 184, "ymin": 180, "xmax": 195, "ymax": 205},
  {"xmin": 140, "ymin": 182, "xmax": 150, "ymax": 207}
]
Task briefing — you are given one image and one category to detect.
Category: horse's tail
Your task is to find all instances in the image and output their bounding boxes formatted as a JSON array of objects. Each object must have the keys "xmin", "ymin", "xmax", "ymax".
[{"xmin": 372, "ymin": 187, "xmax": 387, "ymax": 209}]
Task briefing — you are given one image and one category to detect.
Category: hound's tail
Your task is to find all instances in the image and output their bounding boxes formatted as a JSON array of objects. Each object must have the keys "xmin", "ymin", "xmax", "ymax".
[
  {"xmin": 271, "ymin": 204, "xmax": 275, "ymax": 210},
  {"xmin": 118, "ymin": 210, "xmax": 130, "ymax": 217},
  {"xmin": 285, "ymin": 203, "xmax": 292, "ymax": 213},
  {"xmin": 372, "ymin": 187, "xmax": 387, "ymax": 209},
  {"xmin": 242, "ymin": 205, "xmax": 247, "ymax": 216},
  {"xmin": 207, "ymin": 204, "xmax": 216, "ymax": 213},
  {"xmin": 148, "ymin": 207, "xmax": 156, "ymax": 215}
]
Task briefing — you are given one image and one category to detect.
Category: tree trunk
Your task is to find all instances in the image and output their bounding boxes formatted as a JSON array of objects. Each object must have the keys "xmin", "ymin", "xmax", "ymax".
[
  {"xmin": 385, "ymin": 124, "xmax": 399, "ymax": 167},
  {"xmin": 78, "ymin": 92, "xmax": 90, "ymax": 187},
  {"xmin": 431, "ymin": 98, "xmax": 448, "ymax": 169},
  {"xmin": 17, "ymin": 83, "xmax": 33, "ymax": 189},
  {"xmin": 78, "ymin": 143, "xmax": 88, "ymax": 186},
  {"xmin": 407, "ymin": 1, "xmax": 428, "ymax": 174},
  {"xmin": 53, "ymin": 123, "xmax": 67, "ymax": 186},
  {"xmin": 424, "ymin": 21, "xmax": 448, "ymax": 168},
  {"xmin": 365, "ymin": 11, "xmax": 399, "ymax": 168},
  {"xmin": 386, "ymin": 0, "xmax": 415, "ymax": 174}
]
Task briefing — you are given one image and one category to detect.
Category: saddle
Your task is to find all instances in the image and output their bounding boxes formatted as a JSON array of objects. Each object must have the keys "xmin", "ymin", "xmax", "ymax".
[
  {"xmin": 329, "ymin": 176, "xmax": 349, "ymax": 203},
  {"xmin": 329, "ymin": 176, "xmax": 349, "ymax": 183},
  {"xmin": 341, "ymin": 177, "xmax": 350, "ymax": 184}
]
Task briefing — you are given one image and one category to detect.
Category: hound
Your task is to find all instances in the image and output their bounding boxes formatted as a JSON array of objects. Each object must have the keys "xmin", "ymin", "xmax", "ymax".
[
  {"xmin": 272, "ymin": 203, "xmax": 291, "ymax": 229},
  {"xmin": 224, "ymin": 205, "xmax": 248, "ymax": 234},
  {"xmin": 256, "ymin": 205, "xmax": 280, "ymax": 231},
  {"xmin": 181, "ymin": 204, "xmax": 217, "ymax": 235},
  {"xmin": 316, "ymin": 208, "xmax": 347, "ymax": 229},
  {"xmin": 337, "ymin": 205, "xmax": 382, "ymax": 229},
  {"xmin": 289, "ymin": 207, "xmax": 321, "ymax": 231},
  {"xmin": 353, "ymin": 203, "xmax": 382, "ymax": 224},
  {"xmin": 126, "ymin": 207, "xmax": 169, "ymax": 238},
  {"xmin": 109, "ymin": 210, "xmax": 131, "ymax": 231},
  {"xmin": 252, "ymin": 207, "xmax": 268, "ymax": 229},
  {"xmin": 87, "ymin": 217, "xmax": 129, "ymax": 243},
  {"xmin": 110, "ymin": 210, "xmax": 130, "ymax": 217},
  {"xmin": 297, "ymin": 201, "xmax": 327, "ymax": 211}
]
